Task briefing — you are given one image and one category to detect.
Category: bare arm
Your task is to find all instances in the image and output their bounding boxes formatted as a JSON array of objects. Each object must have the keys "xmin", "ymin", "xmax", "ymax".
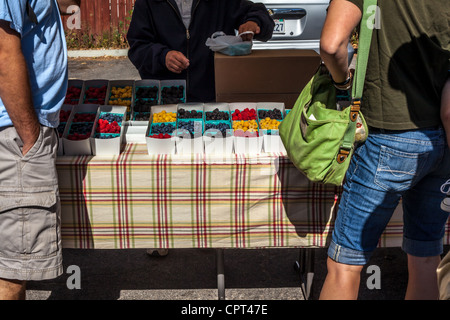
[
  {"xmin": 57, "ymin": 0, "xmax": 81, "ymax": 15},
  {"xmin": 320, "ymin": 0, "xmax": 361, "ymax": 83},
  {"xmin": 0, "ymin": 20, "xmax": 40, "ymax": 155}
]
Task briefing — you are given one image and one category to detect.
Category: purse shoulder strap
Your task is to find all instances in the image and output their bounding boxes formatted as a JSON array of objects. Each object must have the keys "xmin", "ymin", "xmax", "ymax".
[
  {"xmin": 338, "ymin": 0, "xmax": 377, "ymax": 160},
  {"xmin": 351, "ymin": 0, "xmax": 378, "ymax": 101}
]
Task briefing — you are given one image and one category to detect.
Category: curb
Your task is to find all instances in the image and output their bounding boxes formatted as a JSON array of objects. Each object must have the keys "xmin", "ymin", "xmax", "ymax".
[{"xmin": 68, "ymin": 49, "xmax": 128, "ymax": 58}]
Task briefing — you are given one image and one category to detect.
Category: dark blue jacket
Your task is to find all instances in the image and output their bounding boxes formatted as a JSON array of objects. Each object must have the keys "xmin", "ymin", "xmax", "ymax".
[{"xmin": 127, "ymin": 0, "xmax": 274, "ymax": 102}]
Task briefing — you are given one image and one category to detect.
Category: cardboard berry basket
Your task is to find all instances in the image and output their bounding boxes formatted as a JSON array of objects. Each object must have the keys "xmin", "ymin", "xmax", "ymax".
[
  {"xmin": 57, "ymin": 104, "xmax": 75, "ymax": 156},
  {"xmin": 229, "ymin": 102, "xmax": 263, "ymax": 154},
  {"xmin": 62, "ymin": 104, "xmax": 99, "ymax": 155},
  {"xmin": 133, "ymin": 79, "xmax": 160, "ymax": 125},
  {"xmin": 64, "ymin": 79, "xmax": 84, "ymax": 105},
  {"xmin": 91, "ymin": 106, "xmax": 127, "ymax": 156},
  {"xmin": 145, "ymin": 104, "xmax": 178, "ymax": 155},
  {"xmin": 123, "ymin": 125, "xmax": 148, "ymax": 144},
  {"xmin": 160, "ymin": 79, "xmax": 186, "ymax": 105},
  {"xmin": 175, "ymin": 103, "xmax": 204, "ymax": 154},
  {"xmin": 256, "ymin": 102, "xmax": 286, "ymax": 153},
  {"xmin": 105, "ymin": 80, "xmax": 135, "ymax": 122},
  {"xmin": 203, "ymin": 103, "xmax": 233, "ymax": 154},
  {"xmin": 81, "ymin": 79, "xmax": 109, "ymax": 105},
  {"xmin": 175, "ymin": 120, "xmax": 204, "ymax": 154}
]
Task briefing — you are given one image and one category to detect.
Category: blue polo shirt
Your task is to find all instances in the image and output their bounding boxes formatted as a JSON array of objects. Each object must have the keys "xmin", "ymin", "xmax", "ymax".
[{"xmin": 0, "ymin": 0, "xmax": 68, "ymax": 128}]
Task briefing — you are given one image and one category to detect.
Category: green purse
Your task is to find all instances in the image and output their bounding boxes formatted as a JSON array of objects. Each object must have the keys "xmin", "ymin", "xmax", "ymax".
[{"xmin": 279, "ymin": 0, "xmax": 376, "ymax": 186}]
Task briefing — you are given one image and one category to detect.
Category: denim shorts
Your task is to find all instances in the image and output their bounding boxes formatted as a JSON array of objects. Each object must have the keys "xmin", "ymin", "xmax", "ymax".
[
  {"xmin": 0, "ymin": 125, "xmax": 62, "ymax": 280},
  {"xmin": 328, "ymin": 126, "xmax": 450, "ymax": 265}
]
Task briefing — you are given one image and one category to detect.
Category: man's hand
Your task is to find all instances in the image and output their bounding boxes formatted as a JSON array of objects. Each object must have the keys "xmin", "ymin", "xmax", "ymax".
[
  {"xmin": 238, "ymin": 21, "xmax": 260, "ymax": 41},
  {"xmin": 0, "ymin": 20, "xmax": 40, "ymax": 156},
  {"xmin": 165, "ymin": 50, "xmax": 190, "ymax": 74}
]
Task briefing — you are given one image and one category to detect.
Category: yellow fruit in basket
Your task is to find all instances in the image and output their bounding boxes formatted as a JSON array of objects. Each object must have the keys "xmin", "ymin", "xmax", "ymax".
[
  {"xmin": 233, "ymin": 120, "xmax": 258, "ymax": 132},
  {"xmin": 109, "ymin": 98, "xmax": 131, "ymax": 106},
  {"xmin": 153, "ymin": 110, "xmax": 176, "ymax": 123},
  {"xmin": 259, "ymin": 117, "xmax": 280, "ymax": 130},
  {"xmin": 111, "ymin": 86, "xmax": 132, "ymax": 100}
]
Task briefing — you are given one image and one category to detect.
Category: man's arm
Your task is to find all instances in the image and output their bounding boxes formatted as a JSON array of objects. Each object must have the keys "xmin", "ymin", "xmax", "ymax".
[
  {"xmin": 127, "ymin": 0, "xmax": 173, "ymax": 76},
  {"xmin": 237, "ymin": 1, "xmax": 274, "ymax": 42},
  {"xmin": 0, "ymin": 20, "xmax": 40, "ymax": 156},
  {"xmin": 320, "ymin": 0, "xmax": 361, "ymax": 84},
  {"xmin": 57, "ymin": 0, "xmax": 81, "ymax": 15}
]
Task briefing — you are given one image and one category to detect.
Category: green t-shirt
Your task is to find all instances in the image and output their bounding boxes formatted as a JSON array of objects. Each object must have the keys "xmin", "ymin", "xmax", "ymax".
[{"xmin": 347, "ymin": 0, "xmax": 450, "ymax": 130}]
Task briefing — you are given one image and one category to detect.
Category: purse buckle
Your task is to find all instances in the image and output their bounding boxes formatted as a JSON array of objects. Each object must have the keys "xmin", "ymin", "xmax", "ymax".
[
  {"xmin": 337, "ymin": 148, "xmax": 350, "ymax": 164},
  {"xmin": 350, "ymin": 99, "xmax": 361, "ymax": 122}
]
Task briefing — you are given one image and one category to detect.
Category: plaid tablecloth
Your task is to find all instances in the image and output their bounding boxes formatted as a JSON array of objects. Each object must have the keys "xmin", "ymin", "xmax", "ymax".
[{"xmin": 56, "ymin": 143, "xmax": 449, "ymax": 249}]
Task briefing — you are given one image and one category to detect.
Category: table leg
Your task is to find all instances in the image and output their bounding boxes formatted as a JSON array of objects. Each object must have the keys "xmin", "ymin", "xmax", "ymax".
[
  {"xmin": 294, "ymin": 248, "xmax": 315, "ymax": 300},
  {"xmin": 216, "ymin": 249, "xmax": 225, "ymax": 300}
]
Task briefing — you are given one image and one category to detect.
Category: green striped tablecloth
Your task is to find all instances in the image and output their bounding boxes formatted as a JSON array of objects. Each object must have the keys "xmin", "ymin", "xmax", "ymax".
[{"xmin": 56, "ymin": 143, "xmax": 448, "ymax": 249}]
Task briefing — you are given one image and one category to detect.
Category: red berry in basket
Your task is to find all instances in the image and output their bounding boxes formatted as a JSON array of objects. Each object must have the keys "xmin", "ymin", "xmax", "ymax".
[
  {"xmin": 67, "ymin": 132, "xmax": 90, "ymax": 141},
  {"xmin": 64, "ymin": 86, "xmax": 82, "ymax": 104},
  {"xmin": 84, "ymin": 85, "xmax": 107, "ymax": 103},
  {"xmin": 73, "ymin": 112, "xmax": 96, "ymax": 122},
  {"xmin": 96, "ymin": 119, "xmax": 121, "ymax": 134},
  {"xmin": 150, "ymin": 133, "xmax": 171, "ymax": 139},
  {"xmin": 232, "ymin": 108, "xmax": 256, "ymax": 121},
  {"xmin": 59, "ymin": 109, "xmax": 71, "ymax": 122}
]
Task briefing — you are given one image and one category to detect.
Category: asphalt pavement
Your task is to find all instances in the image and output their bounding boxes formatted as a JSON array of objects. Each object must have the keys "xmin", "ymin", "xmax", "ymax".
[{"xmin": 24, "ymin": 55, "xmax": 448, "ymax": 301}]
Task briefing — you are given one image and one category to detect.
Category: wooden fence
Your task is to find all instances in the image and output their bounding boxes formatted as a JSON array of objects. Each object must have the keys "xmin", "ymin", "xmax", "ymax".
[{"xmin": 61, "ymin": 0, "xmax": 136, "ymax": 48}]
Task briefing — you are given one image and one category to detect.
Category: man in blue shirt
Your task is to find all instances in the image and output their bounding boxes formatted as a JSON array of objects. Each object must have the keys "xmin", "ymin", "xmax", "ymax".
[{"xmin": 0, "ymin": 0, "xmax": 80, "ymax": 299}]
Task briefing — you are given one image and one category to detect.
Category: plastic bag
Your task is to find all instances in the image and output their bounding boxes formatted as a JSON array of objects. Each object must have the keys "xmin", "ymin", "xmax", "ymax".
[{"xmin": 205, "ymin": 31, "xmax": 253, "ymax": 56}]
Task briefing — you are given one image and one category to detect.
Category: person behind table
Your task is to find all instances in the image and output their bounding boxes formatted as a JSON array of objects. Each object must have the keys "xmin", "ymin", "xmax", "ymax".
[
  {"xmin": 126, "ymin": 0, "xmax": 275, "ymax": 103},
  {"xmin": 319, "ymin": 0, "xmax": 450, "ymax": 299},
  {"xmin": 0, "ymin": 0, "xmax": 80, "ymax": 300}
]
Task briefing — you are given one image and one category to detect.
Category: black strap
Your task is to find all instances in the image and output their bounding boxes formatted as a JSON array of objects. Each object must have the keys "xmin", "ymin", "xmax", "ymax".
[{"xmin": 26, "ymin": 0, "xmax": 38, "ymax": 25}]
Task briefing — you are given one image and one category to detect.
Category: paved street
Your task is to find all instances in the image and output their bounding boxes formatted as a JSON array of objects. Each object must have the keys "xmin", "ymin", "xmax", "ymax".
[
  {"xmin": 26, "ymin": 247, "xmax": 415, "ymax": 300},
  {"xmin": 25, "ymin": 56, "xmax": 448, "ymax": 301}
]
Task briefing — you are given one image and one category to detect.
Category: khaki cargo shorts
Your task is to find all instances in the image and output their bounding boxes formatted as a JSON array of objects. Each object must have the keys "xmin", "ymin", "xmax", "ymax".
[{"xmin": 0, "ymin": 125, "xmax": 62, "ymax": 281}]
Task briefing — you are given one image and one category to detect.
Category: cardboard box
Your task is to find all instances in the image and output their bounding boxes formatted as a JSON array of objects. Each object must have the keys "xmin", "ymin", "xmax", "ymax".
[
  {"xmin": 256, "ymin": 102, "xmax": 286, "ymax": 153},
  {"xmin": 216, "ymin": 93, "xmax": 300, "ymax": 110},
  {"xmin": 91, "ymin": 106, "xmax": 127, "ymax": 156},
  {"xmin": 123, "ymin": 125, "xmax": 148, "ymax": 144},
  {"xmin": 175, "ymin": 103, "xmax": 204, "ymax": 154},
  {"xmin": 146, "ymin": 104, "xmax": 178, "ymax": 155},
  {"xmin": 160, "ymin": 79, "xmax": 186, "ymax": 105},
  {"xmin": 133, "ymin": 79, "xmax": 160, "ymax": 124},
  {"xmin": 106, "ymin": 80, "xmax": 135, "ymax": 122},
  {"xmin": 62, "ymin": 104, "xmax": 99, "ymax": 156},
  {"xmin": 203, "ymin": 103, "xmax": 233, "ymax": 154},
  {"xmin": 229, "ymin": 103, "xmax": 263, "ymax": 154},
  {"xmin": 233, "ymin": 135, "xmax": 263, "ymax": 154},
  {"xmin": 57, "ymin": 104, "xmax": 75, "ymax": 156},
  {"xmin": 214, "ymin": 49, "xmax": 321, "ymax": 109},
  {"xmin": 65, "ymin": 79, "xmax": 84, "ymax": 105},
  {"xmin": 262, "ymin": 132, "xmax": 286, "ymax": 154},
  {"xmin": 82, "ymin": 80, "xmax": 109, "ymax": 105}
]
